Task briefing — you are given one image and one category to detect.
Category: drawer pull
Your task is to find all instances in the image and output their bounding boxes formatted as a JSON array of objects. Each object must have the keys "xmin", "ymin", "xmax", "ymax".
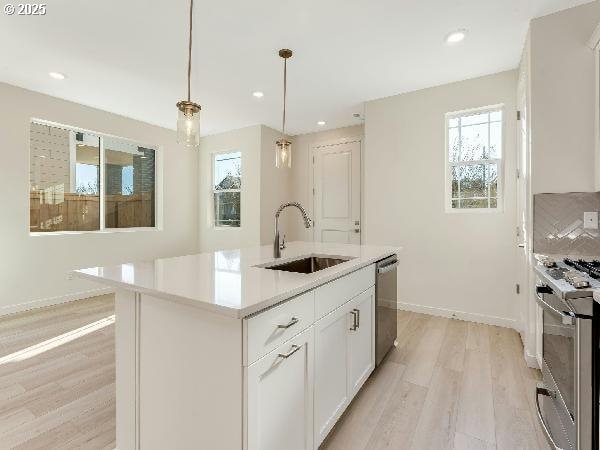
[
  {"xmin": 278, "ymin": 344, "xmax": 301, "ymax": 359},
  {"xmin": 354, "ymin": 308, "xmax": 360, "ymax": 328},
  {"xmin": 277, "ymin": 317, "xmax": 299, "ymax": 329},
  {"xmin": 535, "ymin": 383, "xmax": 561, "ymax": 450}
]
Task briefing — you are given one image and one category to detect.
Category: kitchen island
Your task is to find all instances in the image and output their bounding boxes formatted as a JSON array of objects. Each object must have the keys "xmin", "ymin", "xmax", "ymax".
[{"xmin": 74, "ymin": 241, "xmax": 399, "ymax": 450}]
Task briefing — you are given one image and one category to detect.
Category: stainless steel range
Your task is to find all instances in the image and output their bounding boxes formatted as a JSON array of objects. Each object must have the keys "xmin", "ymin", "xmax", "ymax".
[{"xmin": 535, "ymin": 258, "xmax": 595, "ymax": 450}]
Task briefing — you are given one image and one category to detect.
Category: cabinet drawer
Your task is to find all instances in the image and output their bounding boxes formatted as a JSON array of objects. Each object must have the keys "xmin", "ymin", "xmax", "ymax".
[
  {"xmin": 314, "ymin": 265, "xmax": 375, "ymax": 319},
  {"xmin": 244, "ymin": 291, "xmax": 315, "ymax": 365}
]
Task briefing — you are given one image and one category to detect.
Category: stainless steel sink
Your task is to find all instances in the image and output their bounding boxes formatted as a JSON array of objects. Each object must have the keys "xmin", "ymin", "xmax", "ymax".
[{"xmin": 261, "ymin": 255, "xmax": 353, "ymax": 274}]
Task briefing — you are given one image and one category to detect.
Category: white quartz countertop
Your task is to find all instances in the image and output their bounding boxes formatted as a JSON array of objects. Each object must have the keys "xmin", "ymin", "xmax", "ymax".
[{"xmin": 74, "ymin": 241, "xmax": 400, "ymax": 318}]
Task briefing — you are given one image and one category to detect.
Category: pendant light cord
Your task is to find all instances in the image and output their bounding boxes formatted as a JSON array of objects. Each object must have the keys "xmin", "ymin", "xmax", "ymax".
[
  {"xmin": 282, "ymin": 57, "xmax": 287, "ymax": 138},
  {"xmin": 187, "ymin": 0, "xmax": 194, "ymax": 101}
]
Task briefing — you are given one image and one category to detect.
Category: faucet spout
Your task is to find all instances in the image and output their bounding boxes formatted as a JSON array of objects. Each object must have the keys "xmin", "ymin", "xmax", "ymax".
[{"xmin": 274, "ymin": 202, "xmax": 312, "ymax": 258}]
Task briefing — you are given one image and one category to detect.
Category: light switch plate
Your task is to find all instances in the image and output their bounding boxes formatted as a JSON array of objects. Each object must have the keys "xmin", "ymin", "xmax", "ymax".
[{"xmin": 584, "ymin": 211, "xmax": 599, "ymax": 229}]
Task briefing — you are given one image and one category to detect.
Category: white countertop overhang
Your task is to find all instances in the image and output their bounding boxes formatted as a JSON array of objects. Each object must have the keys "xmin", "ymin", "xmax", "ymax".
[{"xmin": 74, "ymin": 241, "xmax": 400, "ymax": 318}]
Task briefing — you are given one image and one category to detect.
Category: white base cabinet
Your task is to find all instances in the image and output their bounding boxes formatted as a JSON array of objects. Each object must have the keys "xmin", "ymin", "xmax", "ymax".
[
  {"xmin": 314, "ymin": 286, "xmax": 375, "ymax": 446},
  {"xmin": 114, "ymin": 263, "xmax": 380, "ymax": 450},
  {"xmin": 347, "ymin": 288, "xmax": 375, "ymax": 398},
  {"xmin": 314, "ymin": 298, "xmax": 352, "ymax": 444},
  {"xmin": 246, "ymin": 327, "xmax": 314, "ymax": 450}
]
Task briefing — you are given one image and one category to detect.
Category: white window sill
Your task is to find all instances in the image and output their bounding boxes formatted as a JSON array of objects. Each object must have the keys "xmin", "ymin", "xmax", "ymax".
[
  {"xmin": 445, "ymin": 208, "xmax": 504, "ymax": 214},
  {"xmin": 30, "ymin": 227, "xmax": 161, "ymax": 237}
]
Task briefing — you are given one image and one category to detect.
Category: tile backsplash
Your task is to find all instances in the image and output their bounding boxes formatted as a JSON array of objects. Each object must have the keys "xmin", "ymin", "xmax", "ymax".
[{"xmin": 533, "ymin": 192, "xmax": 600, "ymax": 257}]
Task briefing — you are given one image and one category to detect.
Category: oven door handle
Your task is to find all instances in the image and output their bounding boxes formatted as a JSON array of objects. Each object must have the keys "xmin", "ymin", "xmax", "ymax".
[
  {"xmin": 535, "ymin": 384, "xmax": 564, "ymax": 450},
  {"xmin": 535, "ymin": 289, "xmax": 575, "ymax": 326}
]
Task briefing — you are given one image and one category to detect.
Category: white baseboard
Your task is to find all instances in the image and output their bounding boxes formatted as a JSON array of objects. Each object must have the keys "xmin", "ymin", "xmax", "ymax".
[
  {"xmin": 1, "ymin": 287, "xmax": 115, "ymax": 317},
  {"xmin": 523, "ymin": 350, "xmax": 539, "ymax": 369},
  {"xmin": 397, "ymin": 301, "xmax": 518, "ymax": 330}
]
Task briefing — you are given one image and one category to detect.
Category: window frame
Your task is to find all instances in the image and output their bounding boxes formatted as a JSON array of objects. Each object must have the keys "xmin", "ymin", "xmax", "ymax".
[
  {"xmin": 29, "ymin": 118, "xmax": 162, "ymax": 236},
  {"xmin": 212, "ymin": 150, "xmax": 242, "ymax": 229},
  {"xmin": 444, "ymin": 104, "xmax": 505, "ymax": 214}
]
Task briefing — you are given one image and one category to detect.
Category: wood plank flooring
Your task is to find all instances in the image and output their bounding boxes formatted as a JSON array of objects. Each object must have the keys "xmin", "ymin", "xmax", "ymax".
[
  {"xmin": 0, "ymin": 298, "xmax": 547, "ymax": 449},
  {"xmin": 321, "ymin": 311, "xmax": 551, "ymax": 450},
  {"xmin": 0, "ymin": 295, "xmax": 115, "ymax": 449}
]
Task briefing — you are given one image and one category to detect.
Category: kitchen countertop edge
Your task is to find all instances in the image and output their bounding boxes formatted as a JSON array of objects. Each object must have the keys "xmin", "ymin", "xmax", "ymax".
[{"xmin": 73, "ymin": 244, "xmax": 400, "ymax": 319}]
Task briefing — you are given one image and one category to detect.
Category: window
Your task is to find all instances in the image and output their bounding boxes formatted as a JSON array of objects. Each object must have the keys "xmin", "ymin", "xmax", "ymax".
[
  {"xmin": 29, "ymin": 121, "xmax": 157, "ymax": 233},
  {"xmin": 446, "ymin": 106, "xmax": 503, "ymax": 211},
  {"xmin": 213, "ymin": 152, "xmax": 241, "ymax": 227}
]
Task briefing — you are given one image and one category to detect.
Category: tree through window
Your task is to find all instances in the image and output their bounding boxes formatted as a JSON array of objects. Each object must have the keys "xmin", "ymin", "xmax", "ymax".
[
  {"xmin": 446, "ymin": 106, "xmax": 503, "ymax": 211},
  {"xmin": 213, "ymin": 152, "xmax": 241, "ymax": 227}
]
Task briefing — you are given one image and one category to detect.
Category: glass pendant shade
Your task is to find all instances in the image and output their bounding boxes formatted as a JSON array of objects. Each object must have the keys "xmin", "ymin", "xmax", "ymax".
[
  {"xmin": 275, "ymin": 139, "xmax": 292, "ymax": 168},
  {"xmin": 176, "ymin": 0, "xmax": 201, "ymax": 150},
  {"xmin": 176, "ymin": 102, "xmax": 201, "ymax": 149}
]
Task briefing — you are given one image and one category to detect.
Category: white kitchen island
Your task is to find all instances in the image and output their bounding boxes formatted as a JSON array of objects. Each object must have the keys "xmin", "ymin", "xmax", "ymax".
[{"xmin": 74, "ymin": 241, "xmax": 399, "ymax": 450}]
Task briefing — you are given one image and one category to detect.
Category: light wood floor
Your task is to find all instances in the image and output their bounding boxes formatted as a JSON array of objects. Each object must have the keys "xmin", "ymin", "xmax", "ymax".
[
  {"xmin": 0, "ymin": 298, "xmax": 548, "ymax": 450},
  {"xmin": 0, "ymin": 295, "xmax": 115, "ymax": 449},
  {"xmin": 321, "ymin": 311, "xmax": 550, "ymax": 450}
]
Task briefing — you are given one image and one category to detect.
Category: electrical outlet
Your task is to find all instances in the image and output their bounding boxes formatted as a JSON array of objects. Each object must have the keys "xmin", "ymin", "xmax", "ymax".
[
  {"xmin": 67, "ymin": 272, "xmax": 74, "ymax": 281},
  {"xmin": 584, "ymin": 211, "xmax": 598, "ymax": 229}
]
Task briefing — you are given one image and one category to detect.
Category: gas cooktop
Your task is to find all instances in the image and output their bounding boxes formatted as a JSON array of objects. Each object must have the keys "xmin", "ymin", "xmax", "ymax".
[
  {"xmin": 535, "ymin": 257, "xmax": 600, "ymax": 299},
  {"xmin": 563, "ymin": 258, "xmax": 600, "ymax": 278}
]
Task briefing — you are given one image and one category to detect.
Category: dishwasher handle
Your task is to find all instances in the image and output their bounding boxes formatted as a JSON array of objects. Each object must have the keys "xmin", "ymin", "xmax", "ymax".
[{"xmin": 377, "ymin": 259, "xmax": 398, "ymax": 274}]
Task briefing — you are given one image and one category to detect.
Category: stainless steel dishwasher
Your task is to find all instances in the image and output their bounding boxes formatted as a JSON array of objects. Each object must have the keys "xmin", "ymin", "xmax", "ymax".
[{"xmin": 375, "ymin": 255, "xmax": 399, "ymax": 366}]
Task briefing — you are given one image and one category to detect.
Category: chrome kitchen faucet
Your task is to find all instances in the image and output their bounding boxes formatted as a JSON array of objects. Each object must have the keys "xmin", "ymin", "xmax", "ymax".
[{"xmin": 273, "ymin": 202, "xmax": 312, "ymax": 258}]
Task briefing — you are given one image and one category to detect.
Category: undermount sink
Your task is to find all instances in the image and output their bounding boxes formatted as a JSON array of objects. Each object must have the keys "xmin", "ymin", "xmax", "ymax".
[{"xmin": 261, "ymin": 255, "xmax": 354, "ymax": 274}]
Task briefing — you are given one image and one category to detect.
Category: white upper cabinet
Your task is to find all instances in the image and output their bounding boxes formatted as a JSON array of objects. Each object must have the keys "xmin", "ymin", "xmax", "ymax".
[{"xmin": 245, "ymin": 326, "xmax": 314, "ymax": 450}]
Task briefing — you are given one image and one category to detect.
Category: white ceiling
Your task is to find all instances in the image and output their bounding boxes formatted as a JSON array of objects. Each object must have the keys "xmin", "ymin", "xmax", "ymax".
[{"xmin": 0, "ymin": 0, "xmax": 592, "ymax": 136}]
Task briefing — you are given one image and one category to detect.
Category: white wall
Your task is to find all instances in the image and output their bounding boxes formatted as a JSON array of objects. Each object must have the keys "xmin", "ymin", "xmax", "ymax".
[
  {"xmin": 0, "ymin": 83, "xmax": 199, "ymax": 315},
  {"xmin": 530, "ymin": 0, "xmax": 600, "ymax": 194},
  {"xmin": 364, "ymin": 71, "xmax": 519, "ymax": 327},
  {"xmin": 288, "ymin": 125, "xmax": 364, "ymax": 240},
  {"xmin": 198, "ymin": 125, "xmax": 262, "ymax": 252}
]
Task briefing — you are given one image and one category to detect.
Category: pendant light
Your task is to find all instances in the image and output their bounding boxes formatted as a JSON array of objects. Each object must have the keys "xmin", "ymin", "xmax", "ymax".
[
  {"xmin": 176, "ymin": 0, "xmax": 201, "ymax": 149},
  {"xmin": 275, "ymin": 49, "xmax": 293, "ymax": 168}
]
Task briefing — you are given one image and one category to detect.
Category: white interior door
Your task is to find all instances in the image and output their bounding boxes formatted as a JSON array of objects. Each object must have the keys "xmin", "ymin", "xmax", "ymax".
[{"xmin": 313, "ymin": 141, "xmax": 361, "ymax": 244}]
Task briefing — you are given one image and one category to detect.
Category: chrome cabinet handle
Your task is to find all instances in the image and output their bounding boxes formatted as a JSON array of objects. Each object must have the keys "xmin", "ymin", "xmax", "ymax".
[
  {"xmin": 277, "ymin": 317, "xmax": 299, "ymax": 329},
  {"xmin": 534, "ymin": 291, "xmax": 575, "ymax": 326},
  {"xmin": 350, "ymin": 310, "xmax": 358, "ymax": 331},
  {"xmin": 377, "ymin": 260, "xmax": 398, "ymax": 274},
  {"xmin": 278, "ymin": 344, "xmax": 301, "ymax": 359},
  {"xmin": 349, "ymin": 309, "xmax": 361, "ymax": 330},
  {"xmin": 535, "ymin": 384, "xmax": 563, "ymax": 450}
]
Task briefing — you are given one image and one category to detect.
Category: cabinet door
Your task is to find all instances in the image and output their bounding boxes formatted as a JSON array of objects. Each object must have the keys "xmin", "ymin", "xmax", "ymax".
[
  {"xmin": 246, "ymin": 327, "xmax": 314, "ymax": 450},
  {"xmin": 313, "ymin": 302, "xmax": 353, "ymax": 447},
  {"xmin": 347, "ymin": 287, "xmax": 375, "ymax": 399}
]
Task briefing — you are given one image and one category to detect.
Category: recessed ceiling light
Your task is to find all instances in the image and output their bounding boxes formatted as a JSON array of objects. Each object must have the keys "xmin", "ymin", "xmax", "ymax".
[
  {"xmin": 317, "ymin": 121, "xmax": 326, "ymax": 126},
  {"xmin": 445, "ymin": 29, "xmax": 467, "ymax": 45},
  {"xmin": 48, "ymin": 71, "xmax": 66, "ymax": 80},
  {"xmin": 252, "ymin": 91, "xmax": 264, "ymax": 98}
]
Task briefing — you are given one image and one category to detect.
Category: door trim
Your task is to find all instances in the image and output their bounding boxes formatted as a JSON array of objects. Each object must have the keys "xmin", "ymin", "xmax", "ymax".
[{"xmin": 310, "ymin": 136, "xmax": 363, "ymax": 243}]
